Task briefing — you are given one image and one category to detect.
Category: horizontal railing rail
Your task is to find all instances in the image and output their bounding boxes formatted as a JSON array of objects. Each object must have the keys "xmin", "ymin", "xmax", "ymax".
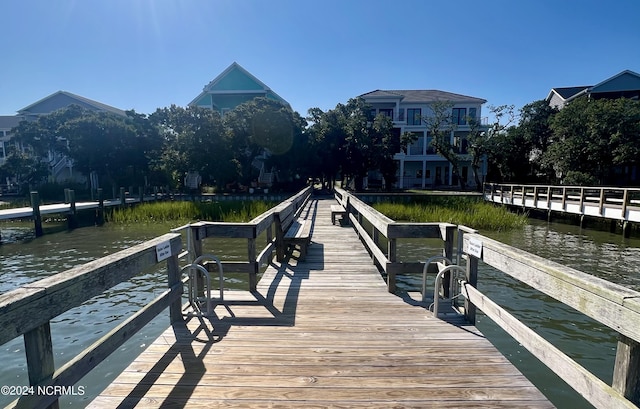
[
  {"xmin": 181, "ymin": 186, "xmax": 313, "ymax": 291},
  {"xmin": 458, "ymin": 228, "xmax": 640, "ymax": 408},
  {"xmin": 335, "ymin": 187, "xmax": 455, "ymax": 292},
  {"xmin": 0, "ymin": 233, "xmax": 183, "ymax": 409}
]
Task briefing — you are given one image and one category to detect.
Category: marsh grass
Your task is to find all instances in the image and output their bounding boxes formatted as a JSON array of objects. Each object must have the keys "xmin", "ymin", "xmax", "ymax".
[
  {"xmin": 373, "ymin": 197, "xmax": 527, "ymax": 231},
  {"xmin": 107, "ymin": 200, "xmax": 276, "ymax": 224}
]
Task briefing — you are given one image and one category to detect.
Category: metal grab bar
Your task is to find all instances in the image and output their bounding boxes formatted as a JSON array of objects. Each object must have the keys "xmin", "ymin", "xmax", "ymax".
[
  {"xmin": 181, "ymin": 254, "xmax": 224, "ymax": 317},
  {"xmin": 433, "ymin": 265, "xmax": 467, "ymax": 318},
  {"xmin": 421, "ymin": 255, "xmax": 452, "ymax": 302}
]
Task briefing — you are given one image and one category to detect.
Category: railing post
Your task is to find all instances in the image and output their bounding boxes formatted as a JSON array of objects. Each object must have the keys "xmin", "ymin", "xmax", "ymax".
[
  {"xmin": 613, "ymin": 335, "xmax": 640, "ymax": 405},
  {"xmin": 248, "ymin": 237, "xmax": 258, "ymax": 292},
  {"xmin": 622, "ymin": 189, "xmax": 629, "ymax": 219},
  {"xmin": 191, "ymin": 226, "xmax": 205, "ymax": 297},
  {"xmin": 561, "ymin": 187, "xmax": 567, "ymax": 212},
  {"xmin": 30, "ymin": 191, "xmax": 43, "ymax": 237},
  {"xmin": 274, "ymin": 212, "xmax": 285, "ymax": 262},
  {"xmin": 24, "ymin": 322, "xmax": 59, "ymax": 409},
  {"xmin": 166, "ymin": 254, "xmax": 183, "ymax": 324},
  {"xmin": 387, "ymin": 238, "xmax": 396, "ymax": 293},
  {"xmin": 465, "ymin": 255, "xmax": 479, "ymax": 324},
  {"xmin": 441, "ymin": 224, "xmax": 455, "ymax": 298},
  {"xmin": 599, "ymin": 188, "xmax": 606, "ymax": 215}
]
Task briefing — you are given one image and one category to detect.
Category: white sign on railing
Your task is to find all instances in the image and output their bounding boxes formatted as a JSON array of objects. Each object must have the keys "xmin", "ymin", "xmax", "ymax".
[
  {"xmin": 156, "ymin": 241, "xmax": 172, "ymax": 262},
  {"xmin": 467, "ymin": 238, "xmax": 483, "ymax": 258}
]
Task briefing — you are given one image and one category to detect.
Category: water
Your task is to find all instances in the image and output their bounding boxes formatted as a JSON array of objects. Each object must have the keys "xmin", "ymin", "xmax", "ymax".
[{"xmin": 1, "ymin": 218, "xmax": 639, "ymax": 407}]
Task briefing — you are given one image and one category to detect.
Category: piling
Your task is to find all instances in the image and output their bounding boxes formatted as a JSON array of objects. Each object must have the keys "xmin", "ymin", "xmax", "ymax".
[
  {"xmin": 96, "ymin": 188, "xmax": 104, "ymax": 225},
  {"xmin": 67, "ymin": 189, "xmax": 77, "ymax": 230},
  {"xmin": 30, "ymin": 191, "xmax": 43, "ymax": 237}
]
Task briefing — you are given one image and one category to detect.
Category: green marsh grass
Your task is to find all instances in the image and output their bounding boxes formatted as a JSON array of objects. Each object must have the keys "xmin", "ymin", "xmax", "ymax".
[
  {"xmin": 373, "ymin": 197, "xmax": 527, "ymax": 231},
  {"xmin": 107, "ymin": 200, "xmax": 276, "ymax": 224}
]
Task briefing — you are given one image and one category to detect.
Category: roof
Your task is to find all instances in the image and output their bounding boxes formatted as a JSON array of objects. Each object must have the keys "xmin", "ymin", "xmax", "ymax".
[
  {"xmin": 546, "ymin": 69, "xmax": 640, "ymax": 104},
  {"xmin": 549, "ymin": 86, "xmax": 591, "ymax": 100},
  {"xmin": 0, "ymin": 116, "xmax": 23, "ymax": 130},
  {"xmin": 189, "ymin": 62, "xmax": 290, "ymax": 108},
  {"xmin": 359, "ymin": 89, "xmax": 487, "ymax": 104},
  {"xmin": 590, "ymin": 69, "xmax": 640, "ymax": 94},
  {"xmin": 17, "ymin": 91, "xmax": 126, "ymax": 117}
]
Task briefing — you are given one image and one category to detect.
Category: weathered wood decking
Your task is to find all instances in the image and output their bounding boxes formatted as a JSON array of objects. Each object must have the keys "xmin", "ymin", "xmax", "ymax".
[{"xmin": 90, "ymin": 197, "xmax": 552, "ymax": 408}]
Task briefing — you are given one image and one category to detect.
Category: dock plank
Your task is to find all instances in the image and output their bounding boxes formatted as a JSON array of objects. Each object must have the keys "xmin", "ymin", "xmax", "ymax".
[{"xmin": 90, "ymin": 197, "xmax": 553, "ymax": 408}]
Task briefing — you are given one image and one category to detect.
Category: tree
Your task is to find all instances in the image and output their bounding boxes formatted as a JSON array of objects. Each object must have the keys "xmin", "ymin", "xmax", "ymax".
[
  {"xmin": 307, "ymin": 105, "xmax": 347, "ymax": 189},
  {"xmin": 517, "ymin": 100, "xmax": 558, "ymax": 181},
  {"xmin": 421, "ymin": 101, "xmax": 465, "ymax": 188},
  {"xmin": 57, "ymin": 109, "xmax": 164, "ymax": 191},
  {"xmin": 224, "ymin": 98, "xmax": 299, "ymax": 187},
  {"xmin": 545, "ymin": 97, "xmax": 640, "ymax": 185},
  {"xmin": 150, "ymin": 105, "xmax": 233, "ymax": 190},
  {"xmin": 466, "ymin": 104, "xmax": 515, "ymax": 189}
]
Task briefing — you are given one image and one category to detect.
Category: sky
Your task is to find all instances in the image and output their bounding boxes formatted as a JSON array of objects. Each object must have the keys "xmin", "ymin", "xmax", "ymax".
[{"xmin": 1, "ymin": 0, "xmax": 640, "ymax": 121}]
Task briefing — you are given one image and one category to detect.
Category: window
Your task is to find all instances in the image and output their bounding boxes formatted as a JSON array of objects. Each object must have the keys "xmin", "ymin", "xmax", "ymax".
[
  {"xmin": 452, "ymin": 108, "xmax": 467, "ymax": 125},
  {"xmin": 379, "ymin": 109, "xmax": 393, "ymax": 120},
  {"xmin": 468, "ymin": 107, "xmax": 477, "ymax": 124},
  {"xmin": 426, "ymin": 132, "xmax": 435, "ymax": 154},
  {"xmin": 407, "ymin": 108, "xmax": 421, "ymax": 125},
  {"xmin": 407, "ymin": 132, "xmax": 423, "ymax": 155}
]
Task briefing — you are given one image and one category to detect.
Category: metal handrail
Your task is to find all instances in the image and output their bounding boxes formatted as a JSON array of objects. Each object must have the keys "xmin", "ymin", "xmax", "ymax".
[
  {"xmin": 432, "ymin": 265, "xmax": 467, "ymax": 318},
  {"xmin": 421, "ymin": 255, "xmax": 451, "ymax": 302}
]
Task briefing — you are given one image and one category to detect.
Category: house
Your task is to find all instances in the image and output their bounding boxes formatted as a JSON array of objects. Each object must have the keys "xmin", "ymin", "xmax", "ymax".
[
  {"xmin": 360, "ymin": 89, "xmax": 487, "ymax": 189},
  {"xmin": 546, "ymin": 70, "xmax": 640, "ymax": 109},
  {"xmin": 0, "ymin": 91, "xmax": 126, "ymax": 186},
  {"xmin": 189, "ymin": 62, "xmax": 290, "ymax": 115},
  {"xmin": 189, "ymin": 62, "xmax": 292, "ymax": 187}
]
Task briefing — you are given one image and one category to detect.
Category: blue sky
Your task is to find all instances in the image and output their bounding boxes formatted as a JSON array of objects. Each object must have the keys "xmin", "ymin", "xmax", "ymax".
[{"xmin": 2, "ymin": 0, "xmax": 639, "ymax": 121}]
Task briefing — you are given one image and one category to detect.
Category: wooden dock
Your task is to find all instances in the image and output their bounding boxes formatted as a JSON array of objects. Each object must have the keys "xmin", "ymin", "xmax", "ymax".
[{"xmin": 89, "ymin": 197, "xmax": 552, "ymax": 408}]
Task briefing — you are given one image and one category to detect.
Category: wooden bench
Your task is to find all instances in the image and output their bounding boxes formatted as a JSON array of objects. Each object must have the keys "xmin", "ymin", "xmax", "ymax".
[
  {"xmin": 331, "ymin": 191, "xmax": 349, "ymax": 225},
  {"xmin": 275, "ymin": 197, "xmax": 315, "ymax": 261},
  {"xmin": 330, "ymin": 204, "xmax": 347, "ymax": 225}
]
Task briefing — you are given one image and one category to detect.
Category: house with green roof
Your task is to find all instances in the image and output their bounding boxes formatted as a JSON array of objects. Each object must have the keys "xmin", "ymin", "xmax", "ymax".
[
  {"xmin": 189, "ymin": 62, "xmax": 290, "ymax": 115},
  {"xmin": 360, "ymin": 89, "xmax": 487, "ymax": 190},
  {"xmin": 189, "ymin": 62, "xmax": 291, "ymax": 188}
]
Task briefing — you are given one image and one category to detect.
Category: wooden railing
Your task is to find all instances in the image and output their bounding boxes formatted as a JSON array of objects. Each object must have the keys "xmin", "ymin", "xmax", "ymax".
[
  {"xmin": 484, "ymin": 183, "xmax": 640, "ymax": 234},
  {"xmin": 0, "ymin": 233, "xmax": 183, "ymax": 409},
  {"xmin": 456, "ymin": 227, "xmax": 640, "ymax": 408},
  {"xmin": 334, "ymin": 187, "xmax": 455, "ymax": 292},
  {"xmin": 180, "ymin": 186, "xmax": 313, "ymax": 291},
  {"xmin": 336, "ymin": 186, "xmax": 640, "ymax": 407}
]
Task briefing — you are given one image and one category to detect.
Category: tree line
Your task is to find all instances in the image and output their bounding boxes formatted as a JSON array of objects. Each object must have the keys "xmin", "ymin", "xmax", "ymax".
[
  {"xmin": 485, "ymin": 98, "xmax": 640, "ymax": 186},
  {"xmin": 2, "ymin": 95, "xmax": 639, "ymax": 194}
]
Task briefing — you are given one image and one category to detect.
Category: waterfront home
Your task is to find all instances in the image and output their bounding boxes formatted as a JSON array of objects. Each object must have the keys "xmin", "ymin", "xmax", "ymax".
[{"xmin": 360, "ymin": 89, "xmax": 487, "ymax": 190}]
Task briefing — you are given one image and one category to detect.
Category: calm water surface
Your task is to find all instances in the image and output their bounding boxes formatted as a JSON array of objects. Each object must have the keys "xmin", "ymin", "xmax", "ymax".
[{"xmin": 1, "ymin": 218, "xmax": 639, "ymax": 408}]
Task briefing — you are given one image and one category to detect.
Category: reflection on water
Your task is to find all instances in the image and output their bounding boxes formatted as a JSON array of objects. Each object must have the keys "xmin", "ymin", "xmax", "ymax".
[{"xmin": 1, "ymin": 218, "xmax": 639, "ymax": 408}]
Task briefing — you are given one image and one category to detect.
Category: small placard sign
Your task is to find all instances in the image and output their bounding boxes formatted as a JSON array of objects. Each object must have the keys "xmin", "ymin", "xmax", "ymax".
[
  {"xmin": 156, "ymin": 241, "xmax": 172, "ymax": 262},
  {"xmin": 467, "ymin": 237, "xmax": 483, "ymax": 258}
]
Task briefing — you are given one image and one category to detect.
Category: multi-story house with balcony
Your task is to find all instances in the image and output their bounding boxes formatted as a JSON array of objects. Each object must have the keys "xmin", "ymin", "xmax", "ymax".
[
  {"xmin": 360, "ymin": 89, "xmax": 487, "ymax": 189},
  {"xmin": 0, "ymin": 91, "xmax": 126, "ymax": 190}
]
